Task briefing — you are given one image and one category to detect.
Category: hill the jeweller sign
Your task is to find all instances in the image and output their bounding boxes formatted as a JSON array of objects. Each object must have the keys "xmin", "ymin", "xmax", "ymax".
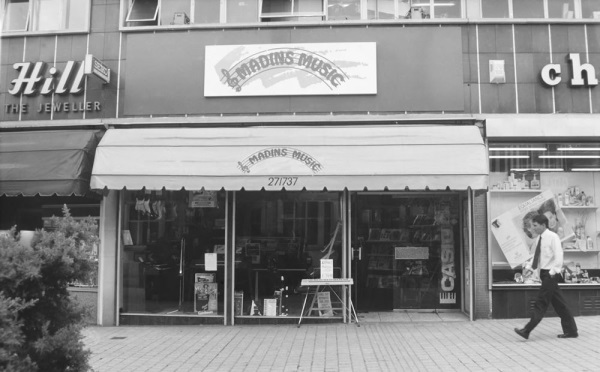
[
  {"xmin": 204, "ymin": 42, "xmax": 377, "ymax": 97},
  {"xmin": 4, "ymin": 54, "xmax": 109, "ymax": 115}
]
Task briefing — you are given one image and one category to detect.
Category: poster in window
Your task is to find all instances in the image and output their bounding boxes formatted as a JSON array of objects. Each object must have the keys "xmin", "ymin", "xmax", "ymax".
[
  {"xmin": 194, "ymin": 282, "xmax": 218, "ymax": 313},
  {"xmin": 491, "ymin": 190, "xmax": 573, "ymax": 269}
]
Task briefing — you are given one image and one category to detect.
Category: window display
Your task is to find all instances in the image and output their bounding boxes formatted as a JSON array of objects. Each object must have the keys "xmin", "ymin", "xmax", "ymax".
[
  {"xmin": 489, "ymin": 142, "xmax": 600, "ymax": 285},
  {"xmin": 234, "ymin": 191, "xmax": 342, "ymax": 318},
  {"xmin": 121, "ymin": 190, "xmax": 226, "ymax": 316}
]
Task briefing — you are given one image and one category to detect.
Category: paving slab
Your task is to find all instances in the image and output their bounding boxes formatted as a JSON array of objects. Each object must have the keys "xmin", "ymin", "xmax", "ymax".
[{"xmin": 84, "ymin": 315, "xmax": 600, "ymax": 372}]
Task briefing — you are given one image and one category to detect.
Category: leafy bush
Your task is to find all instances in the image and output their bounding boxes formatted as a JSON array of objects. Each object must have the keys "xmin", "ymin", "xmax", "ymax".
[{"xmin": 0, "ymin": 205, "xmax": 99, "ymax": 372}]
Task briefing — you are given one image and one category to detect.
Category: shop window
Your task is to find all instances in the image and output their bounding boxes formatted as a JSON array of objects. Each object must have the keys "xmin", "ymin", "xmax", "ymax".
[
  {"xmin": 121, "ymin": 190, "xmax": 226, "ymax": 317},
  {"xmin": 234, "ymin": 191, "xmax": 342, "ymax": 318},
  {"xmin": 260, "ymin": 0, "xmax": 325, "ymax": 22},
  {"xmin": 2, "ymin": 0, "xmax": 90, "ymax": 32},
  {"xmin": 488, "ymin": 143, "xmax": 600, "ymax": 286}
]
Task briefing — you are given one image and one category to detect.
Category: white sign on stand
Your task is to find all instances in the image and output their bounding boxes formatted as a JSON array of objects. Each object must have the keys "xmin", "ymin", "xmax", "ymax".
[{"xmin": 320, "ymin": 259, "xmax": 333, "ymax": 279}]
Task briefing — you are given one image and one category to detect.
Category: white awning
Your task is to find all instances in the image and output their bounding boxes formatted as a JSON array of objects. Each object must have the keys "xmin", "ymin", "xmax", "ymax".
[{"xmin": 90, "ymin": 125, "xmax": 488, "ymax": 191}]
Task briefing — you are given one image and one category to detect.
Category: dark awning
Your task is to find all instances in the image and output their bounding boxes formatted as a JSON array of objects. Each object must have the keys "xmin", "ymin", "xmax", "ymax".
[{"xmin": 0, "ymin": 130, "xmax": 103, "ymax": 196}]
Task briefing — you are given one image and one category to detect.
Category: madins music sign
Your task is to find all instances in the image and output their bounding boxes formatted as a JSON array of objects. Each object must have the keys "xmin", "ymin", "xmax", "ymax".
[{"xmin": 204, "ymin": 42, "xmax": 377, "ymax": 97}]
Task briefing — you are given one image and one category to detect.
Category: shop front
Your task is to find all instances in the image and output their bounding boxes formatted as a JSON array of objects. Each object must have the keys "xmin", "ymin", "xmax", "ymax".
[
  {"xmin": 486, "ymin": 116, "xmax": 600, "ymax": 318},
  {"xmin": 91, "ymin": 125, "xmax": 487, "ymax": 325}
]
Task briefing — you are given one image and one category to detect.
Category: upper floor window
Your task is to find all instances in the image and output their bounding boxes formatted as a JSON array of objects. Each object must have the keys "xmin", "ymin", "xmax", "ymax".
[
  {"xmin": 1, "ymin": 0, "xmax": 90, "ymax": 33},
  {"xmin": 482, "ymin": 0, "xmax": 600, "ymax": 19},
  {"xmin": 121, "ymin": 0, "xmax": 464, "ymax": 27},
  {"xmin": 2, "ymin": 0, "xmax": 90, "ymax": 32}
]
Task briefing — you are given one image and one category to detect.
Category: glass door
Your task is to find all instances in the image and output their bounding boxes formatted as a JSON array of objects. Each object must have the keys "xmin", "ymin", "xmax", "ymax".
[{"xmin": 351, "ymin": 193, "xmax": 462, "ymax": 311}]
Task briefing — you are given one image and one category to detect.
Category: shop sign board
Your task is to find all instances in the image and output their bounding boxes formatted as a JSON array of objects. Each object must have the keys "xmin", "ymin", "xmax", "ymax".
[
  {"xmin": 491, "ymin": 190, "xmax": 574, "ymax": 269},
  {"xmin": 4, "ymin": 59, "xmax": 103, "ymax": 116},
  {"xmin": 540, "ymin": 53, "xmax": 599, "ymax": 87},
  {"xmin": 84, "ymin": 54, "xmax": 110, "ymax": 84},
  {"xmin": 204, "ymin": 42, "xmax": 377, "ymax": 96}
]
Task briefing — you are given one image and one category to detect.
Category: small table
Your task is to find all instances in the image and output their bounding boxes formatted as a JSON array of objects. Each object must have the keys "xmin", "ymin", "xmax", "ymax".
[{"xmin": 298, "ymin": 278, "xmax": 359, "ymax": 327}]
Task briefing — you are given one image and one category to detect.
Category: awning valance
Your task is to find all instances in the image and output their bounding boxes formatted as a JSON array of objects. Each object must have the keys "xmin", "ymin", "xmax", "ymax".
[
  {"xmin": 91, "ymin": 125, "xmax": 489, "ymax": 191},
  {"xmin": 0, "ymin": 130, "xmax": 102, "ymax": 196}
]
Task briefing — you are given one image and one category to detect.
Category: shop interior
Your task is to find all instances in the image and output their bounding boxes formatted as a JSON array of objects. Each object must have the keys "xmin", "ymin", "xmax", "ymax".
[
  {"xmin": 121, "ymin": 190, "xmax": 226, "ymax": 315},
  {"xmin": 351, "ymin": 194, "xmax": 462, "ymax": 311},
  {"xmin": 234, "ymin": 191, "xmax": 342, "ymax": 318}
]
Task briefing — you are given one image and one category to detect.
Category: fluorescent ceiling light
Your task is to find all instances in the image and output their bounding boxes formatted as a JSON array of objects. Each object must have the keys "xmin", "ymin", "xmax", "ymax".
[
  {"xmin": 510, "ymin": 168, "xmax": 564, "ymax": 172},
  {"xmin": 557, "ymin": 147, "xmax": 600, "ymax": 151},
  {"xmin": 489, "ymin": 147, "xmax": 547, "ymax": 151},
  {"xmin": 571, "ymin": 168, "xmax": 600, "ymax": 172},
  {"xmin": 490, "ymin": 155, "xmax": 529, "ymax": 159},
  {"xmin": 539, "ymin": 155, "xmax": 600, "ymax": 159},
  {"xmin": 412, "ymin": 2, "xmax": 455, "ymax": 6}
]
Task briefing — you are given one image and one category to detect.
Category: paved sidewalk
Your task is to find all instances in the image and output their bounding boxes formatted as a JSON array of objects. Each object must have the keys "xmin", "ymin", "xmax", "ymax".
[{"xmin": 84, "ymin": 315, "xmax": 600, "ymax": 372}]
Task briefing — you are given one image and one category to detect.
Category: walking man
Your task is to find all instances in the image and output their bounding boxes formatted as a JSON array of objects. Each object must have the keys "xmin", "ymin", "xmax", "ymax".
[{"xmin": 514, "ymin": 214, "xmax": 578, "ymax": 340}]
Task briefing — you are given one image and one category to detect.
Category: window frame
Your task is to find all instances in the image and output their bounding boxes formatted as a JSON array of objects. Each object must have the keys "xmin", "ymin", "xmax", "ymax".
[
  {"xmin": 1, "ymin": 0, "xmax": 90, "ymax": 34},
  {"xmin": 2, "ymin": 0, "xmax": 31, "ymax": 32},
  {"xmin": 481, "ymin": 0, "xmax": 588, "ymax": 19},
  {"xmin": 259, "ymin": 0, "xmax": 326, "ymax": 21},
  {"xmin": 125, "ymin": 0, "xmax": 160, "ymax": 23}
]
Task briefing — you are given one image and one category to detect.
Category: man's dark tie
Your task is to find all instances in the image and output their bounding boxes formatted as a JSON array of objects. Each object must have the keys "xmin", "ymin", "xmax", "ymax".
[{"xmin": 532, "ymin": 236, "xmax": 541, "ymax": 269}]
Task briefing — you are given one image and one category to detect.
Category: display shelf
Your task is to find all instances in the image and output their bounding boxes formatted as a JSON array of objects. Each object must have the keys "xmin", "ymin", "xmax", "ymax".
[
  {"xmin": 560, "ymin": 206, "xmax": 597, "ymax": 210},
  {"xmin": 563, "ymin": 249, "xmax": 600, "ymax": 253}
]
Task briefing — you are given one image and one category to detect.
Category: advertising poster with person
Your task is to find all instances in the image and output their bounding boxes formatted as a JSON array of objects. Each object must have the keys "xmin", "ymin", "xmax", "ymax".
[{"xmin": 491, "ymin": 190, "xmax": 574, "ymax": 269}]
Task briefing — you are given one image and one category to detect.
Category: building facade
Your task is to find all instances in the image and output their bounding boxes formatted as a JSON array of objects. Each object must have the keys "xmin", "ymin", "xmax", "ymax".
[{"xmin": 1, "ymin": 0, "xmax": 599, "ymax": 326}]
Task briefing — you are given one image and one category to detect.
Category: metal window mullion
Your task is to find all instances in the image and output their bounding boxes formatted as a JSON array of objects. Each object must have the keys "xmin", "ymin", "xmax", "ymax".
[
  {"xmin": 508, "ymin": 0, "xmax": 513, "ymax": 18},
  {"xmin": 543, "ymin": 0, "xmax": 548, "ymax": 18},
  {"xmin": 26, "ymin": 0, "xmax": 32, "ymax": 30},
  {"xmin": 157, "ymin": 0, "xmax": 161, "ymax": 24}
]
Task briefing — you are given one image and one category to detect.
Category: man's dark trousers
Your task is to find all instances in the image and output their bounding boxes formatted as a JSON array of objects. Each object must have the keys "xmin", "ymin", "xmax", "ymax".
[{"xmin": 524, "ymin": 269, "xmax": 577, "ymax": 335}]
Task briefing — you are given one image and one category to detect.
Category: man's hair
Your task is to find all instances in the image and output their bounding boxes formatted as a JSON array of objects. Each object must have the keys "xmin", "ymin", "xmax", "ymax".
[{"xmin": 532, "ymin": 214, "xmax": 549, "ymax": 228}]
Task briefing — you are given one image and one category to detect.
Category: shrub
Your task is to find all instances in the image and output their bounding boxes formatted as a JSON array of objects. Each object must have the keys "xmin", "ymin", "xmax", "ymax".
[{"xmin": 0, "ymin": 205, "xmax": 98, "ymax": 372}]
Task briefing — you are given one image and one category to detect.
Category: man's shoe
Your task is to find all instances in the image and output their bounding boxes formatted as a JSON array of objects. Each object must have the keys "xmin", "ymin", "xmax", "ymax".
[
  {"xmin": 557, "ymin": 333, "xmax": 578, "ymax": 338},
  {"xmin": 514, "ymin": 328, "xmax": 529, "ymax": 340}
]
